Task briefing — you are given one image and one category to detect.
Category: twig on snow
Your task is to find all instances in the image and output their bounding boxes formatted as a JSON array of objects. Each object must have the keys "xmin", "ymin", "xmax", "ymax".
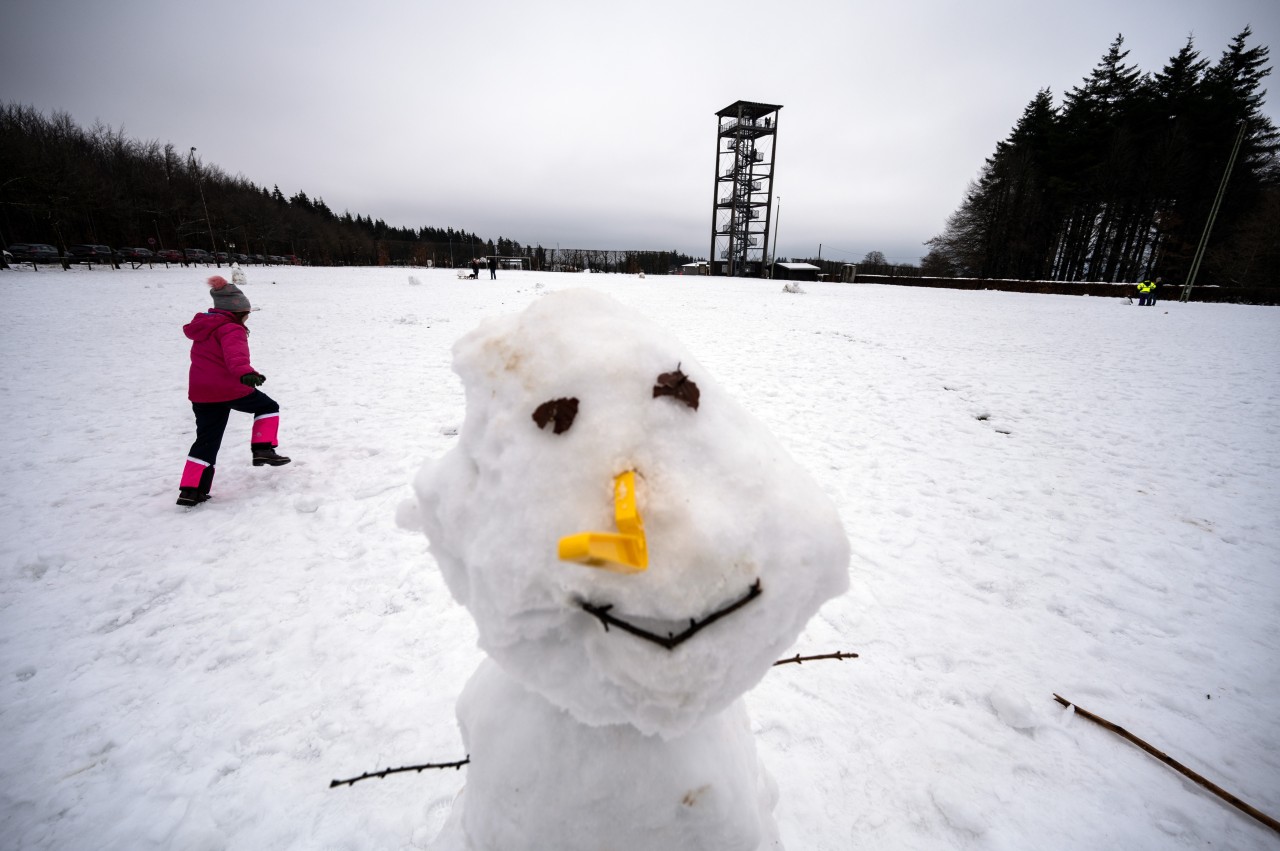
[
  {"xmin": 330, "ymin": 757, "xmax": 470, "ymax": 789},
  {"xmin": 772, "ymin": 651, "xmax": 860, "ymax": 666},
  {"xmin": 1053, "ymin": 694, "xmax": 1280, "ymax": 836}
]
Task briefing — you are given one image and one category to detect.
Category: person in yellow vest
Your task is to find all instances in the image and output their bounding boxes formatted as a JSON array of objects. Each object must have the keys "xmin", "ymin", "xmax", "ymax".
[{"xmin": 1136, "ymin": 279, "xmax": 1154, "ymax": 306}]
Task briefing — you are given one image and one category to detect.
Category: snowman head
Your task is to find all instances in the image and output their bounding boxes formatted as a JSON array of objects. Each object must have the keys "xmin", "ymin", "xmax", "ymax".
[{"xmin": 410, "ymin": 289, "xmax": 849, "ymax": 738}]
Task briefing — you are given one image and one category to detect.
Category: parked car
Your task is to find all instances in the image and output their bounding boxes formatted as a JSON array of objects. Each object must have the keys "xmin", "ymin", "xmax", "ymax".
[
  {"xmin": 250, "ymin": 254, "xmax": 265, "ymax": 264},
  {"xmin": 9, "ymin": 243, "xmax": 61, "ymax": 262},
  {"xmin": 184, "ymin": 248, "xmax": 212, "ymax": 264},
  {"xmin": 232, "ymin": 253, "xmax": 249, "ymax": 263},
  {"xmin": 212, "ymin": 251, "xmax": 230, "ymax": 263},
  {"xmin": 155, "ymin": 248, "xmax": 183, "ymax": 263},
  {"xmin": 67, "ymin": 244, "xmax": 115, "ymax": 264},
  {"xmin": 116, "ymin": 247, "xmax": 154, "ymax": 264}
]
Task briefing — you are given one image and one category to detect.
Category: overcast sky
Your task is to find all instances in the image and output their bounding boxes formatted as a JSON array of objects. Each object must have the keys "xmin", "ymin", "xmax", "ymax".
[{"xmin": 4, "ymin": 0, "xmax": 1277, "ymax": 264}]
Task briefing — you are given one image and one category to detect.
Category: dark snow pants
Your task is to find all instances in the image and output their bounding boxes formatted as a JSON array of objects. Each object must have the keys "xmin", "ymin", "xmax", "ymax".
[{"xmin": 188, "ymin": 390, "xmax": 280, "ymax": 465}]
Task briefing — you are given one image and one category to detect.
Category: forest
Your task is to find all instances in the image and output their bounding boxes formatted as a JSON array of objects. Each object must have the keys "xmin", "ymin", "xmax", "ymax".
[
  {"xmin": 923, "ymin": 29, "xmax": 1278, "ymax": 288},
  {"xmin": 0, "ymin": 104, "xmax": 696, "ymax": 274}
]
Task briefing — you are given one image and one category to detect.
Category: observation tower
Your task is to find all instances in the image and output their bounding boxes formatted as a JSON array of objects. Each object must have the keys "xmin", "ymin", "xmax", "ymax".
[{"xmin": 710, "ymin": 100, "xmax": 781, "ymax": 277}]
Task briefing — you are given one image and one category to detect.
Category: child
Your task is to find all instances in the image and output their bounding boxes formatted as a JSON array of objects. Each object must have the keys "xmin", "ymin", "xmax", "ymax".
[{"xmin": 176, "ymin": 275, "xmax": 291, "ymax": 507}]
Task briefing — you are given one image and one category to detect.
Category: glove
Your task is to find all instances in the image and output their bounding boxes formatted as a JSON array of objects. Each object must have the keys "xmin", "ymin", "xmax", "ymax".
[{"xmin": 240, "ymin": 372, "xmax": 266, "ymax": 387}]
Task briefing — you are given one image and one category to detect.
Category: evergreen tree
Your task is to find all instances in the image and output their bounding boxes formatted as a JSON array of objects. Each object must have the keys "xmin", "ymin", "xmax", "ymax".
[
  {"xmin": 1193, "ymin": 28, "xmax": 1279, "ymax": 284},
  {"xmin": 928, "ymin": 29, "xmax": 1276, "ymax": 287}
]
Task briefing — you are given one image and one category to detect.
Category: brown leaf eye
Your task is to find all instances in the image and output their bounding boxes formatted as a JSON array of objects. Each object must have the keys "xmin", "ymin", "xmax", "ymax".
[
  {"xmin": 532, "ymin": 397, "xmax": 579, "ymax": 434},
  {"xmin": 653, "ymin": 366, "xmax": 699, "ymax": 411}
]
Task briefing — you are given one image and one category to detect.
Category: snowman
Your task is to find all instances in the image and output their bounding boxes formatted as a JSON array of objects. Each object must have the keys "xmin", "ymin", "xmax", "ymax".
[{"xmin": 404, "ymin": 288, "xmax": 850, "ymax": 850}]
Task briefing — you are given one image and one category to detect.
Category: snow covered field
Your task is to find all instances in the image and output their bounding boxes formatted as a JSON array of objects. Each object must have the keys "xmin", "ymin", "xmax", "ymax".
[{"xmin": 1, "ymin": 265, "xmax": 1277, "ymax": 850}]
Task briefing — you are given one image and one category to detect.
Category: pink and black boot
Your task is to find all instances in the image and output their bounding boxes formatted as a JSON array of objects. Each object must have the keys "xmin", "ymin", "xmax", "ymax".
[
  {"xmin": 177, "ymin": 458, "xmax": 216, "ymax": 507},
  {"xmin": 250, "ymin": 412, "xmax": 291, "ymax": 467}
]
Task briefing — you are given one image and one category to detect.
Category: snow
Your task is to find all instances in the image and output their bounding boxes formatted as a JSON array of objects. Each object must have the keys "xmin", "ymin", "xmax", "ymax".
[{"xmin": 1, "ymin": 265, "xmax": 1278, "ymax": 850}]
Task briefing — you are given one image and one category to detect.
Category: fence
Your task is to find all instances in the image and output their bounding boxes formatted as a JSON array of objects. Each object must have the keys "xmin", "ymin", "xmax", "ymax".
[
  {"xmin": 846, "ymin": 274, "xmax": 1279, "ymax": 305},
  {"xmin": 2, "ymin": 244, "xmax": 702, "ymax": 276}
]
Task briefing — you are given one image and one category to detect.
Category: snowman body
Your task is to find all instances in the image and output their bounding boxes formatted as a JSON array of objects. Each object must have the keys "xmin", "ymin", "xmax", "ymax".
[
  {"xmin": 429, "ymin": 660, "xmax": 780, "ymax": 851},
  {"xmin": 410, "ymin": 289, "xmax": 849, "ymax": 850}
]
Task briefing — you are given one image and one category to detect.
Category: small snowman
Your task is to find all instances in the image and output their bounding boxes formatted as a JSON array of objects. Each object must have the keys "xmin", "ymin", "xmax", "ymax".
[
  {"xmin": 230, "ymin": 262, "xmax": 248, "ymax": 288},
  {"xmin": 404, "ymin": 289, "xmax": 849, "ymax": 850}
]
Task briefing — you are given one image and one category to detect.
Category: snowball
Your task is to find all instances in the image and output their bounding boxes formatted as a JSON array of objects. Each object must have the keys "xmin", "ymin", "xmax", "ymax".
[
  {"xmin": 293, "ymin": 496, "xmax": 322, "ymax": 514},
  {"xmin": 394, "ymin": 498, "xmax": 422, "ymax": 530},
  {"xmin": 988, "ymin": 689, "xmax": 1039, "ymax": 731}
]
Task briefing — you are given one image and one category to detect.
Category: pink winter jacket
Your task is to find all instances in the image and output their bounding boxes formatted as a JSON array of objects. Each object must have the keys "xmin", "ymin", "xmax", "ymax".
[{"xmin": 184, "ymin": 309, "xmax": 257, "ymax": 402}]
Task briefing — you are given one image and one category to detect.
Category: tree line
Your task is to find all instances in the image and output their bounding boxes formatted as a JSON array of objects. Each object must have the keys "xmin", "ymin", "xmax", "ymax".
[
  {"xmin": 0, "ymin": 103, "xmax": 697, "ymax": 274},
  {"xmin": 924, "ymin": 28, "xmax": 1278, "ymax": 288}
]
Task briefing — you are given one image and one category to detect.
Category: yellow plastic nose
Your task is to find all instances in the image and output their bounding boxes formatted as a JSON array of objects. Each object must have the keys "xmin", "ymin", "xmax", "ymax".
[{"xmin": 558, "ymin": 470, "xmax": 648, "ymax": 573}]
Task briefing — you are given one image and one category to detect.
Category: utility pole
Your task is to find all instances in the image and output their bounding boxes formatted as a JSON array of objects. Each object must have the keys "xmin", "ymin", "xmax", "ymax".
[
  {"xmin": 190, "ymin": 147, "xmax": 221, "ymax": 267},
  {"xmin": 769, "ymin": 196, "xmax": 781, "ymax": 278},
  {"xmin": 1182, "ymin": 123, "xmax": 1246, "ymax": 303}
]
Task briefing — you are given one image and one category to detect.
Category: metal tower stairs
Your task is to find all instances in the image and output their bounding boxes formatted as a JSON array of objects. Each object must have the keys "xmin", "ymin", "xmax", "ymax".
[{"xmin": 710, "ymin": 101, "xmax": 781, "ymax": 277}]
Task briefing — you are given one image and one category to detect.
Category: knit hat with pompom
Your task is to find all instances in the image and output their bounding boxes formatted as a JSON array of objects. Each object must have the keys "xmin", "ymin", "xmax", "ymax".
[{"xmin": 208, "ymin": 275, "xmax": 251, "ymax": 312}]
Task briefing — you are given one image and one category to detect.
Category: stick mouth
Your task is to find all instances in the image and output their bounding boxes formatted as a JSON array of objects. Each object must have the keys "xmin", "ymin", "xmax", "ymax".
[{"xmin": 578, "ymin": 580, "xmax": 762, "ymax": 650}]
